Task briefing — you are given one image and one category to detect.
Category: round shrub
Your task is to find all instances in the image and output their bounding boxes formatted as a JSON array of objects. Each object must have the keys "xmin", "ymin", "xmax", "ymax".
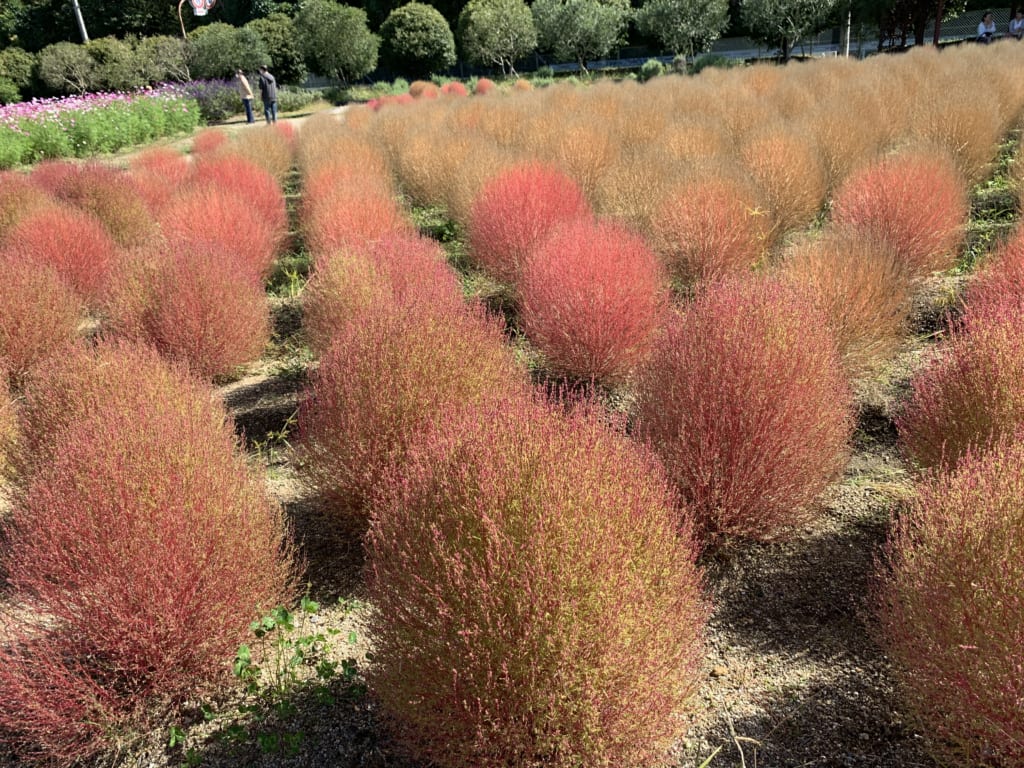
[
  {"xmin": 649, "ymin": 173, "xmax": 767, "ymax": 285},
  {"xmin": 0, "ymin": 255, "xmax": 82, "ymax": 388},
  {"xmin": 897, "ymin": 306, "xmax": 1024, "ymax": 472},
  {"xmin": 381, "ymin": 3, "xmax": 456, "ymax": 79},
  {"xmin": 474, "ymin": 76, "xmax": 496, "ymax": 95},
  {"xmin": 520, "ymin": 218, "xmax": 668, "ymax": 385},
  {"xmin": 191, "ymin": 128, "xmax": 229, "ymax": 155},
  {"xmin": 636, "ymin": 277, "xmax": 854, "ymax": 540},
  {"xmin": 467, "ymin": 162, "xmax": 590, "ymax": 285},
  {"xmin": 407, "ymin": 79, "xmax": 440, "ymax": 98},
  {"xmin": 779, "ymin": 228, "xmax": 912, "ymax": 378},
  {"xmin": 638, "ymin": 57, "xmax": 665, "ymax": 82},
  {"xmin": 299, "ymin": 301, "xmax": 525, "ymax": 521},
  {"xmin": 366, "ymin": 394, "xmax": 707, "ymax": 768},
  {"xmin": 303, "ymin": 233, "xmax": 463, "ymax": 354},
  {"xmin": 128, "ymin": 148, "xmax": 190, "ymax": 214},
  {"xmin": 0, "ymin": 343, "xmax": 296, "ymax": 765},
  {"xmin": 441, "ymin": 80, "xmax": 468, "ymax": 96},
  {"xmin": 2, "ymin": 206, "xmax": 117, "ymax": 305},
  {"xmin": 831, "ymin": 151, "xmax": 968, "ymax": 278},
  {"xmin": 876, "ymin": 433, "xmax": 1024, "ymax": 766}
]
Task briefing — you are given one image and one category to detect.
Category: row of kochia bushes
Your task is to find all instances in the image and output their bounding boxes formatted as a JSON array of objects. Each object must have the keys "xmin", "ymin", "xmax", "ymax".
[{"xmin": 0, "ymin": 43, "xmax": 1023, "ymax": 763}]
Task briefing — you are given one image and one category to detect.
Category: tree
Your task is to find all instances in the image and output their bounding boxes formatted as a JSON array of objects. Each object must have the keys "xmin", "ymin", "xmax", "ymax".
[
  {"xmin": 458, "ymin": 0, "xmax": 537, "ymax": 75},
  {"xmin": 246, "ymin": 13, "xmax": 307, "ymax": 84},
  {"xmin": 187, "ymin": 22, "xmax": 268, "ymax": 79},
  {"xmin": 740, "ymin": 0, "xmax": 840, "ymax": 59},
  {"xmin": 296, "ymin": 0, "xmax": 379, "ymax": 83},
  {"xmin": 532, "ymin": 0, "xmax": 631, "ymax": 71},
  {"xmin": 37, "ymin": 41, "xmax": 96, "ymax": 94},
  {"xmin": 380, "ymin": 2, "xmax": 456, "ymax": 79},
  {"xmin": 636, "ymin": 0, "xmax": 728, "ymax": 58}
]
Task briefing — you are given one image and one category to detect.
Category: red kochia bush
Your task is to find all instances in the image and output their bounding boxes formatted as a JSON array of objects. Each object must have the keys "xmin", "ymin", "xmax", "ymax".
[
  {"xmin": 897, "ymin": 305, "xmax": 1024, "ymax": 472},
  {"xmin": 875, "ymin": 433, "xmax": 1024, "ymax": 766},
  {"xmin": 2, "ymin": 206, "xmax": 117, "ymax": 305},
  {"xmin": 128, "ymin": 148, "xmax": 190, "ymax": 213},
  {"xmin": 188, "ymin": 154, "xmax": 287, "ymax": 241},
  {"xmin": 831, "ymin": 151, "xmax": 968, "ymax": 278},
  {"xmin": 474, "ymin": 77, "xmax": 496, "ymax": 95},
  {"xmin": 520, "ymin": 218, "xmax": 668, "ymax": 385},
  {"xmin": 299, "ymin": 301, "xmax": 525, "ymax": 520},
  {"xmin": 302, "ymin": 234, "xmax": 463, "ymax": 354},
  {"xmin": 302, "ymin": 176, "xmax": 413, "ymax": 264},
  {"xmin": 0, "ymin": 346, "xmax": 297, "ymax": 765},
  {"xmin": 102, "ymin": 245, "xmax": 270, "ymax": 380},
  {"xmin": 159, "ymin": 185, "xmax": 280, "ymax": 282},
  {"xmin": 636, "ymin": 277, "xmax": 854, "ymax": 540},
  {"xmin": 367, "ymin": 395, "xmax": 707, "ymax": 768},
  {"xmin": 191, "ymin": 127, "xmax": 228, "ymax": 154},
  {"xmin": 32, "ymin": 162, "xmax": 157, "ymax": 248},
  {"xmin": 649, "ymin": 174, "xmax": 766, "ymax": 285},
  {"xmin": 0, "ymin": 172, "xmax": 54, "ymax": 238},
  {"xmin": 0, "ymin": 255, "xmax": 81, "ymax": 387},
  {"xmin": 961, "ymin": 226, "xmax": 1024, "ymax": 329},
  {"xmin": 467, "ymin": 162, "xmax": 590, "ymax": 285}
]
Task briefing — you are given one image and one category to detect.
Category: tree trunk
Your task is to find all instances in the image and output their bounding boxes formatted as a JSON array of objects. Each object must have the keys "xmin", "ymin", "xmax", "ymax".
[
  {"xmin": 782, "ymin": 37, "xmax": 790, "ymax": 60},
  {"xmin": 932, "ymin": 0, "xmax": 945, "ymax": 45}
]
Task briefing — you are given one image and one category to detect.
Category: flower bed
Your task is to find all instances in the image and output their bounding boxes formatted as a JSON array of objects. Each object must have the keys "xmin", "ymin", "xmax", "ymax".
[{"xmin": 0, "ymin": 86, "xmax": 200, "ymax": 169}]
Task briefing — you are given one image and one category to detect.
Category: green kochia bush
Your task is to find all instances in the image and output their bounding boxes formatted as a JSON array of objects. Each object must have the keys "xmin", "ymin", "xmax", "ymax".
[
  {"xmin": 366, "ymin": 394, "xmax": 707, "ymax": 768},
  {"xmin": 0, "ymin": 342, "xmax": 298, "ymax": 765},
  {"xmin": 876, "ymin": 432, "xmax": 1024, "ymax": 766}
]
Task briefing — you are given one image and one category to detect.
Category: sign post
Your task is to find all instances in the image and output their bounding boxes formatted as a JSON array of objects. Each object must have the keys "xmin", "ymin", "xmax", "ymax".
[{"xmin": 178, "ymin": 0, "xmax": 217, "ymax": 38}]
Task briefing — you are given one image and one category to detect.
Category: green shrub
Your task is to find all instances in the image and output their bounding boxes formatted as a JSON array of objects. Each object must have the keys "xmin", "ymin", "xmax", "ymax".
[
  {"xmin": 85, "ymin": 36, "xmax": 145, "ymax": 91},
  {"xmin": 37, "ymin": 42, "xmax": 95, "ymax": 95},
  {"xmin": 0, "ymin": 130, "xmax": 30, "ymax": 168},
  {"xmin": 381, "ymin": 2, "xmax": 457, "ymax": 79},
  {"xmin": 245, "ymin": 13, "xmax": 308, "ymax": 85},
  {"xmin": 638, "ymin": 57, "xmax": 665, "ymax": 82},
  {"xmin": 135, "ymin": 35, "xmax": 190, "ymax": 83},
  {"xmin": 188, "ymin": 22, "xmax": 268, "ymax": 80},
  {"xmin": 690, "ymin": 52, "xmax": 741, "ymax": 74},
  {"xmin": 0, "ymin": 47, "xmax": 34, "ymax": 103}
]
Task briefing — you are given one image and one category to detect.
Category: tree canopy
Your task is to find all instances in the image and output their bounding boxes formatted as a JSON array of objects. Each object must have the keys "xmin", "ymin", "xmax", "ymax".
[
  {"xmin": 740, "ymin": 0, "xmax": 840, "ymax": 58},
  {"xmin": 380, "ymin": 2, "xmax": 457, "ymax": 78},
  {"xmin": 637, "ymin": 0, "xmax": 729, "ymax": 57},
  {"xmin": 532, "ymin": 0, "xmax": 631, "ymax": 70},
  {"xmin": 295, "ymin": 0, "xmax": 379, "ymax": 82},
  {"xmin": 457, "ymin": 0, "xmax": 537, "ymax": 75}
]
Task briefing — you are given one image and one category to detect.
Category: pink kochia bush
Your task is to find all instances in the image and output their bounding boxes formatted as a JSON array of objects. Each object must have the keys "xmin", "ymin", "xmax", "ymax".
[
  {"xmin": 897, "ymin": 305, "xmax": 1024, "ymax": 472},
  {"xmin": 0, "ymin": 171, "xmax": 54, "ymax": 238},
  {"xmin": 636, "ymin": 278, "xmax": 854, "ymax": 540},
  {"xmin": 366, "ymin": 394, "xmax": 707, "ymax": 768},
  {"xmin": 0, "ymin": 254, "xmax": 81, "ymax": 388},
  {"xmin": 302, "ymin": 179, "xmax": 413, "ymax": 264},
  {"xmin": 961, "ymin": 226, "xmax": 1024, "ymax": 328},
  {"xmin": 2, "ymin": 206, "xmax": 117, "ymax": 305},
  {"xmin": 103, "ymin": 245, "xmax": 270, "ymax": 380},
  {"xmin": 302, "ymin": 233, "xmax": 463, "ymax": 354},
  {"xmin": 299, "ymin": 301, "xmax": 525, "ymax": 520},
  {"xmin": 467, "ymin": 163, "xmax": 590, "ymax": 285},
  {"xmin": 831, "ymin": 151, "xmax": 968, "ymax": 278},
  {"xmin": 875, "ymin": 433, "xmax": 1024, "ymax": 766},
  {"xmin": 520, "ymin": 218, "xmax": 668, "ymax": 385},
  {"xmin": 0, "ymin": 342, "xmax": 297, "ymax": 765}
]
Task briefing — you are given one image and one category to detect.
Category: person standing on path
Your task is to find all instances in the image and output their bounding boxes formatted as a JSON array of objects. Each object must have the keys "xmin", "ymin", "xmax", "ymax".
[
  {"xmin": 258, "ymin": 65, "xmax": 278, "ymax": 125},
  {"xmin": 236, "ymin": 69, "xmax": 255, "ymax": 124}
]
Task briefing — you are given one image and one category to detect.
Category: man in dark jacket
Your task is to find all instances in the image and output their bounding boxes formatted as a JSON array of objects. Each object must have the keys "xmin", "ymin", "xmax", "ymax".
[{"xmin": 258, "ymin": 65, "xmax": 278, "ymax": 124}]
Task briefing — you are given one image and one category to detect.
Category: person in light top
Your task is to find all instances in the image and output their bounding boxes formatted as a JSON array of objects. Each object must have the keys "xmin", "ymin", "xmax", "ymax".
[
  {"xmin": 1010, "ymin": 9, "xmax": 1024, "ymax": 39},
  {"xmin": 978, "ymin": 11, "xmax": 997, "ymax": 43}
]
